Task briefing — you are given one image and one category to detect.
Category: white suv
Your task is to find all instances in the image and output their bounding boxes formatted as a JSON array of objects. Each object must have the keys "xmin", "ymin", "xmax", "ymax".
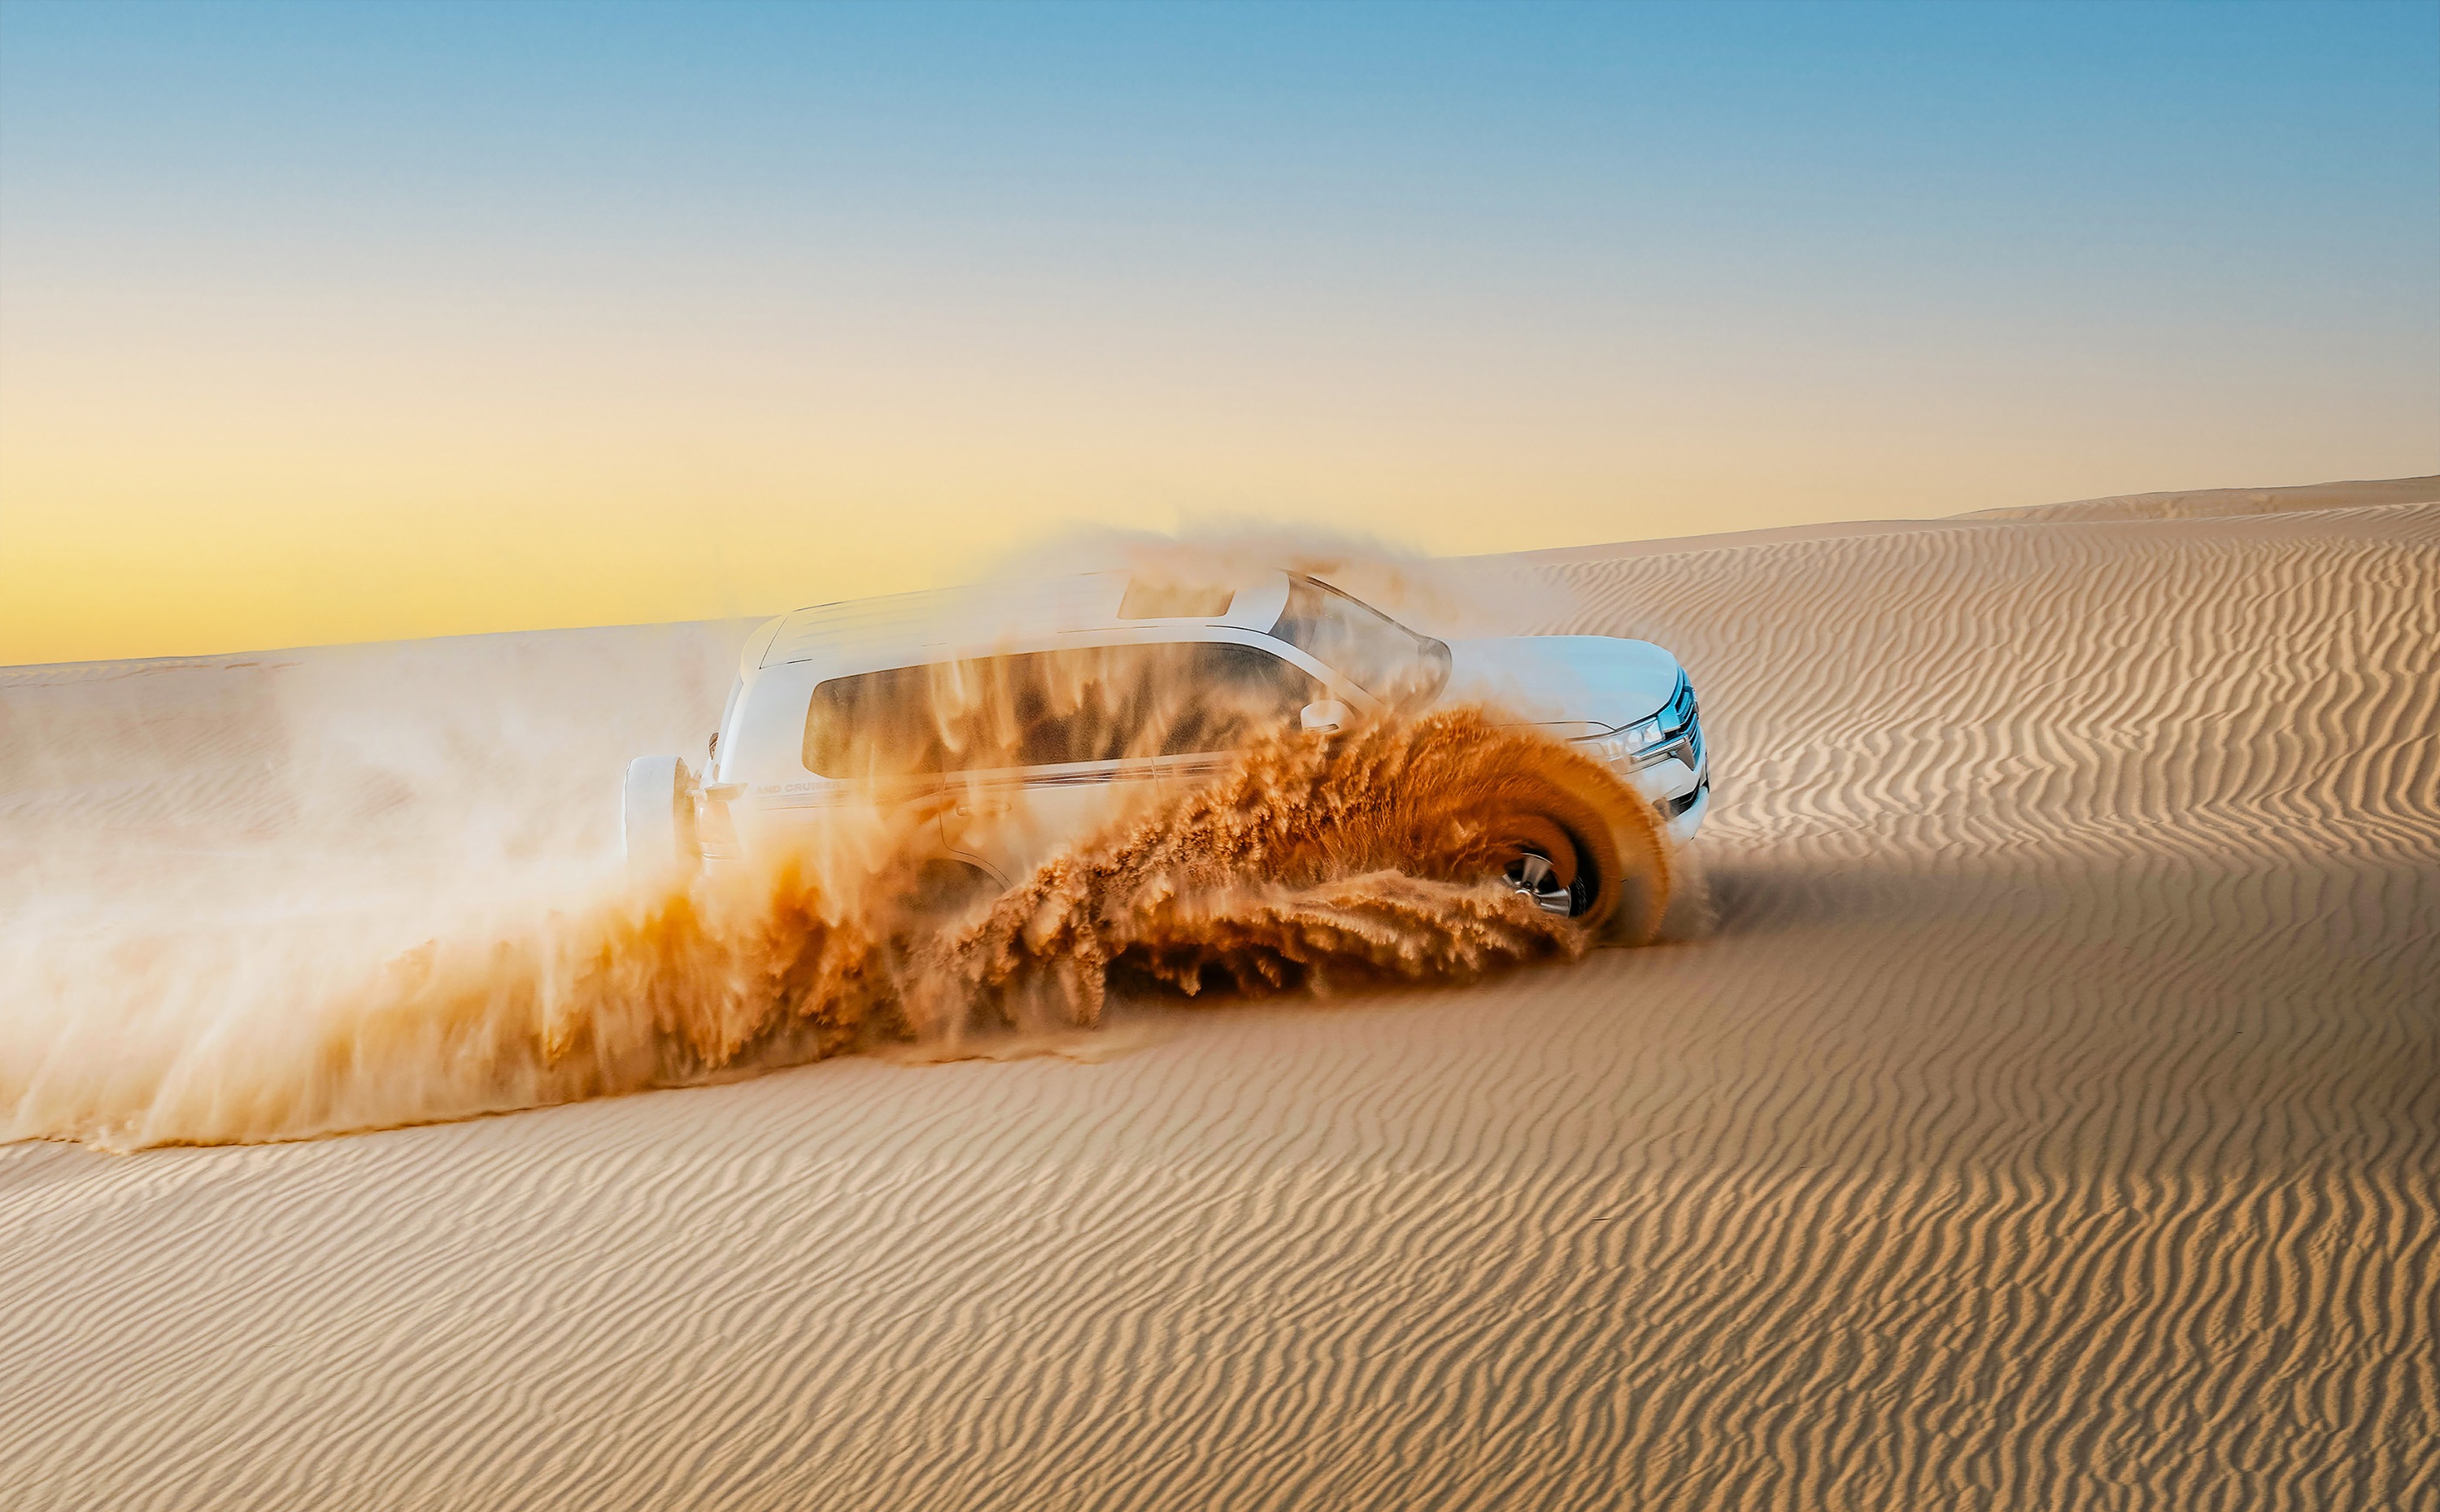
[{"xmin": 625, "ymin": 571, "xmax": 1707, "ymax": 916}]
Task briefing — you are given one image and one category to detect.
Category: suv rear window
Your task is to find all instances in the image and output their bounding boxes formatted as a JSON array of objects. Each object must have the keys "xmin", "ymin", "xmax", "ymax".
[{"xmin": 804, "ymin": 641, "xmax": 1322, "ymax": 778}]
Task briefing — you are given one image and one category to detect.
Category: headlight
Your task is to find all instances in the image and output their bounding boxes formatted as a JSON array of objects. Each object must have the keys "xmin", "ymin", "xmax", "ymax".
[
  {"xmin": 1614, "ymin": 715, "xmax": 1665, "ymax": 751},
  {"xmin": 1575, "ymin": 671, "xmax": 1696, "ymax": 767},
  {"xmin": 1579, "ymin": 720, "xmax": 1661, "ymax": 769}
]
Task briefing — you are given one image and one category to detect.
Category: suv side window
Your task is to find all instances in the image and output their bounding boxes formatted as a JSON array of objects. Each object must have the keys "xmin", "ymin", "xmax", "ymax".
[{"xmin": 804, "ymin": 641, "xmax": 1322, "ymax": 778}]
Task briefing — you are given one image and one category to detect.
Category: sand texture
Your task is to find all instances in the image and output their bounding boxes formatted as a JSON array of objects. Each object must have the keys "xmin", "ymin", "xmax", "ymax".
[{"xmin": 3, "ymin": 494, "xmax": 2436, "ymax": 1509}]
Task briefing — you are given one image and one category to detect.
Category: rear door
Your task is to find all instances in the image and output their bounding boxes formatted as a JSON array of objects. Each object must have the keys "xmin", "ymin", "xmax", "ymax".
[{"xmin": 800, "ymin": 638, "xmax": 1326, "ymax": 880}]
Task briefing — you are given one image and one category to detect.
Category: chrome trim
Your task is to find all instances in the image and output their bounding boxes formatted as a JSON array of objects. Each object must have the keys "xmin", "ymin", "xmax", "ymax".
[
  {"xmin": 1575, "ymin": 670, "xmax": 1697, "ymax": 754},
  {"xmin": 1631, "ymin": 717, "xmax": 1703, "ymax": 773}
]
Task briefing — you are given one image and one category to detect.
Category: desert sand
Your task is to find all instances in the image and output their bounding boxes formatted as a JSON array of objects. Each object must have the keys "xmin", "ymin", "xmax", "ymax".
[{"xmin": 3, "ymin": 478, "xmax": 2435, "ymax": 1509}]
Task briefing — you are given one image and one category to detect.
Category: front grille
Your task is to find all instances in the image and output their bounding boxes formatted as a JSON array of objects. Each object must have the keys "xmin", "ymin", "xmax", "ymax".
[
  {"xmin": 1658, "ymin": 677, "xmax": 1697, "ymax": 740},
  {"xmin": 1632, "ymin": 717, "xmax": 1701, "ymax": 775}
]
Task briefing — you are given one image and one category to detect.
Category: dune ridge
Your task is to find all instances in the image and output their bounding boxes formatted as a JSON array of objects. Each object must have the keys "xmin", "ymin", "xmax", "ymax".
[
  {"xmin": 2, "ymin": 494, "xmax": 2434, "ymax": 1509},
  {"xmin": 1952, "ymin": 473, "xmax": 2440, "ymax": 524}
]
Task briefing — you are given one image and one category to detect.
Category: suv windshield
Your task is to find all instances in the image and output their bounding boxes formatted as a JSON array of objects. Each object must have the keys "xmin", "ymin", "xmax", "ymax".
[
  {"xmin": 1269, "ymin": 577, "xmax": 1451, "ymax": 700},
  {"xmin": 805, "ymin": 641, "xmax": 1322, "ymax": 778}
]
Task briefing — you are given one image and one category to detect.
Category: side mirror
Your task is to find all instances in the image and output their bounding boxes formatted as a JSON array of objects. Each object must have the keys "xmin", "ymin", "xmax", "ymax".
[{"xmin": 1300, "ymin": 699, "xmax": 1350, "ymax": 734}]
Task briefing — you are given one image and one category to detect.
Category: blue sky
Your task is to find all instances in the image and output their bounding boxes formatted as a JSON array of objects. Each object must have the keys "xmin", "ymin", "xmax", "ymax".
[{"xmin": 2, "ymin": 0, "xmax": 2434, "ymax": 659}]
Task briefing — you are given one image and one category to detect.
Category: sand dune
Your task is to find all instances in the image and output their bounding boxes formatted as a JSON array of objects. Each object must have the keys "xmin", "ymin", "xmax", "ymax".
[
  {"xmin": 1955, "ymin": 472, "xmax": 2440, "ymax": 523},
  {"xmin": 3, "ymin": 487, "xmax": 2435, "ymax": 1508}
]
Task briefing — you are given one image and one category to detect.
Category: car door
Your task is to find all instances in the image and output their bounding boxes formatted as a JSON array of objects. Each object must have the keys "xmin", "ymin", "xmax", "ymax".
[{"xmin": 939, "ymin": 637, "xmax": 1330, "ymax": 881}]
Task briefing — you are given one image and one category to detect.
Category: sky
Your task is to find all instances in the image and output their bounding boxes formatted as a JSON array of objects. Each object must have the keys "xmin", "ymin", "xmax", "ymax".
[{"xmin": 2, "ymin": 0, "xmax": 2434, "ymax": 664}]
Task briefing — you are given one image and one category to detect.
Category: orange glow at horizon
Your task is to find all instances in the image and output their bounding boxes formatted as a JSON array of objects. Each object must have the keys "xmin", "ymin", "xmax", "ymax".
[{"xmin": 5, "ymin": 3, "xmax": 2433, "ymax": 664}]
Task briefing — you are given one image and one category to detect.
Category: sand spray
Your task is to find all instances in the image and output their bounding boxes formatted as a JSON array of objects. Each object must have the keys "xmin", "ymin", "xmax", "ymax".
[{"xmin": 2, "ymin": 539, "xmax": 1672, "ymax": 1149}]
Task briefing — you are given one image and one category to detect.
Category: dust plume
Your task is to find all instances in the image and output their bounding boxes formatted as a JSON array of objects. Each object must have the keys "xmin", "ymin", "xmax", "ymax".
[
  {"xmin": 988, "ymin": 519, "xmax": 1554, "ymax": 640},
  {"xmin": 3, "ymin": 704, "xmax": 1667, "ymax": 1149},
  {"xmin": 915, "ymin": 708, "xmax": 1669, "ymax": 1039}
]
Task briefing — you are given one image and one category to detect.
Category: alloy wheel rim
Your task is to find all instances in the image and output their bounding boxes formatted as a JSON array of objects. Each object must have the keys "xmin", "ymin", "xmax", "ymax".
[{"xmin": 1505, "ymin": 852, "xmax": 1577, "ymax": 917}]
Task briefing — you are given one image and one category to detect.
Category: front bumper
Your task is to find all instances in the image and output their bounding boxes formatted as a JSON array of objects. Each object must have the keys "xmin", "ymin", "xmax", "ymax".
[
  {"xmin": 1579, "ymin": 682, "xmax": 1710, "ymax": 843},
  {"xmin": 1658, "ymin": 770, "xmax": 1710, "ymax": 841},
  {"xmin": 1634, "ymin": 727, "xmax": 1710, "ymax": 843}
]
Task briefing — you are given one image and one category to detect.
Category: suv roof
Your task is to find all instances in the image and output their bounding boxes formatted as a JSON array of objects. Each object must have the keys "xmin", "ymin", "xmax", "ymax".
[{"xmin": 755, "ymin": 571, "xmax": 1295, "ymax": 673}]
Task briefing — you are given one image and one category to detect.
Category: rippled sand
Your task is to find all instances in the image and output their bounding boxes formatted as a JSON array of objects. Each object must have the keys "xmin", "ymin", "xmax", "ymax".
[{"xmin": 4, "ymin": 478, "xmax": 2434, "ymax": 1510}]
